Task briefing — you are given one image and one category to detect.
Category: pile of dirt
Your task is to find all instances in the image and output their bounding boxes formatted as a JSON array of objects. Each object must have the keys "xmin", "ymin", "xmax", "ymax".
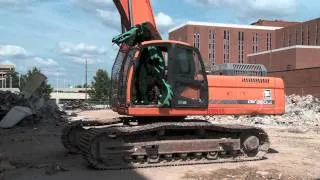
[
  {"xmin": 0, "ymin": 91, "xmax": 28, "ymax": 119},
  {"xmin": 0, "ymin": 73, "xmax": 67, "ymax": 128},
  {"xmin": 192, "ymin": 94, "xmax": 320, "ymax": 127},
  {"xmin": 0, "ymin": 90, "xmax": 66, "ymax": 127}
]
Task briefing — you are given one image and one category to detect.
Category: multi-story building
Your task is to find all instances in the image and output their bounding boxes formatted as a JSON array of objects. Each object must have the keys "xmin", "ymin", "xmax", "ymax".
[
  {"xmin": 0, "ymin": 64, "xmax": 15, "ymax": 88},
  {"xmin": 169, "ymin": 18, "xmax": 320, "ymax": 97},
  {"xmin": 169, "ymin": 21, "xmax": 281, "ymax": 69}
]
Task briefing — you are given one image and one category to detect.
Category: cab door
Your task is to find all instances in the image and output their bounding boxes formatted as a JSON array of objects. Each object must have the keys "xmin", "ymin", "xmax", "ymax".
[{"xmin": 168, "ymin": 44, "xmax": 208, "ymax": 108}]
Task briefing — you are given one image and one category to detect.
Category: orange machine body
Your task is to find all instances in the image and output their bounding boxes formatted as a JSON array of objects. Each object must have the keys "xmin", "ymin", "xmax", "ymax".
[
  {"xmin": 113, "ymin": 0, "xmax": 158, "ymax": 31},
  {"xmin": 114, "ymin": 40, "xmax": 285, "ymax": 117}
]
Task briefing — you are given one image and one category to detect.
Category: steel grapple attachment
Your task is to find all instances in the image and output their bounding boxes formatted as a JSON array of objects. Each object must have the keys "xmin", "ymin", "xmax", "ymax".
[{"xmin": 112, "ymin": 22, "xmax": 158, "ymax": 46}]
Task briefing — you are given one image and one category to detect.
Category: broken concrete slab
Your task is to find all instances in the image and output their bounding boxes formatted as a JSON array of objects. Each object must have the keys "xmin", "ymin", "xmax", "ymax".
[
  {"xmin": 0, "ymin": 106, "xmax": 33, "ymax": 128},
  {"xmin": 21, "ymin": 73, "xmax": 46, "ymax": 99}
]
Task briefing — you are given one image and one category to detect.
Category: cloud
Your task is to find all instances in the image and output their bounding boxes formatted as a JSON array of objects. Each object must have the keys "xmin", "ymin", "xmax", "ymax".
[
  {"xmin": 71, "ymin": 57, "xmax": 103, "ymax": 65},
  {"xmin": 96, "ymin": 9, "xmax": 121, "ymax": 29},
  {"xmin": 58, "ymin": 42, "xmax": 107, "ymax": 58},
  {"xmin": 72, "ymin": 0, "xmax": 120, "ymax": 30},
  {"xmin": 184, "ymin": 0, "xmax": 298, "ymax": 20},
  {"xmin": 0, "ymin": 60, "xmax": 16, "ymax": 66},
  {"xmin": 34, "ymin": 57, "xmax": 58, "ymax": 66},
  {"xmin": 72, "ymin": 0, "xmax": 114, "ymax": 11},
  {"xmin": 41, "ymin": 67, "xmax": 66, "ymax": 77},
  {"xmin": 155, "ymin": 12, "xmax": 177, "ymax": 35},
  {"xmin": 0, "ymin": 0, "xmax": 37, "ymax": 9},
  {"xmin": 58, "ymin": 42, "xmax": 107, "ymax": 65},
  {"xmin": 0, "ymin": 44, "xmax": 58, "ymax": 72},
  {"xmin": 0, "ymin": 45, "xmax": 30, "ymax": 58}
]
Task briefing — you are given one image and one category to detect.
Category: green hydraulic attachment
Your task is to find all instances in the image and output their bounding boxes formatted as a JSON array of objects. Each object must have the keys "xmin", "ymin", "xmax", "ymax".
[
  {"xmin": 134, "ymin": 46, "xmax": 173, "ymax": 106},
  {"xmin": 112, "ymin": 22, "xmax": 160, "ymax": 46}
]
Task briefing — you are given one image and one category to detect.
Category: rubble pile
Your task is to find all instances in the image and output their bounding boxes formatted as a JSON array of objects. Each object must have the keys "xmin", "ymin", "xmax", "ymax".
[
  {"xmin": 0, "ymin": 91, "xmax": 28, "ymax": 119},
  {"xmin": 0, "ymin": 90, "xmax": 66, "ymax": 128},
  {"xmin": 194, "ymin": 94, "xmax": 320, "ymax": 127},
  {"xmin": 0, "ymin": 73, "xmax": 66, "ymax": 128}
]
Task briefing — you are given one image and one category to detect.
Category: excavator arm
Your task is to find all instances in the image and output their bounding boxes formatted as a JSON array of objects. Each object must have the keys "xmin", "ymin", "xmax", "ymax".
[
  {"xmin": 112, "ymin": 0, "xmax": 172, "ymax": 106},
  {"xmin": 112, "ymin": 0, "xmax": 161, "ymax": 46}
]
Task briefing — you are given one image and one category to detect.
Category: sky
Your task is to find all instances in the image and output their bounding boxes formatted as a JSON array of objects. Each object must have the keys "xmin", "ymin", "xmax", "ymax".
[{"xmin": 0, "ymin": 0, "xmax": 319, "ymax": 88}]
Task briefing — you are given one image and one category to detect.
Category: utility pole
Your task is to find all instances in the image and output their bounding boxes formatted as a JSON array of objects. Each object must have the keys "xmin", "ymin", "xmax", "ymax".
[
  {"xmin": 18, "ymin": 73, "xmax": 21, "ymax": 88},
  {"xmin": 85, "ymin": 58, "xmax": 88, "ymax": 101},
  {"xmin": 1, "ymin": 74, "xmax": 3, "ymax": 88}
]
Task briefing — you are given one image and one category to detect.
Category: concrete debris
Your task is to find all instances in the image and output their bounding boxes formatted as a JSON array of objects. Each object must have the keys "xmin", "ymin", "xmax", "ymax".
[
  {"xmin": 0, "ymin": 106, "xmax": 33, "ymax": 128},
  {"xmin": 0, "ymin": 73, "xmax": 66, "ymax": 129},
  {"xmin": 62, "ymin": 101, "xmax": 110, "ymax": 111},
  {"xmin": 191, "ymin": 94, "xmax": 320, "ymax": 127},
  {"xmin": 20, "ymin": 73, "xmax": 46, "ymax": 99}
]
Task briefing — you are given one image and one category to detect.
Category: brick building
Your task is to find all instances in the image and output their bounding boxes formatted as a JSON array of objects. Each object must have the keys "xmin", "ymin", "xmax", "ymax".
[
  {"xmin": 169, "ymin": 18, "xmax": 320, "ymax": 96},
  {"xmin": 169, "ymin": 21, "xmax": 281, "ymax": 69}
]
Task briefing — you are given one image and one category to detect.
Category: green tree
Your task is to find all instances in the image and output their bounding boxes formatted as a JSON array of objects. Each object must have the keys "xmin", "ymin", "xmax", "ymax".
[
  {"xmin": 88, "ymin": 69, "xmax": 111, "ymax": 102},
  {"xmin": 20, "ymin": 67, "xmax": 53, "ymax": 100}
]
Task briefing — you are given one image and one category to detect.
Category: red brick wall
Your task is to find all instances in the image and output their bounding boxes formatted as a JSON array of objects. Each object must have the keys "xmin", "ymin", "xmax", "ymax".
[
  {"xmin": 168, "ymin": 26, "xmax": 188, "ymax": 43},
  {"xmin": 248, "ymin": 48, "xmax": 297, "ymax": 71},
  {"xmin": 251, "ymin": 20, "xmax": 300, "ymax": 27},
  {"xmin": 168, "ymin": 18, "xmax": 320, "ymax": 70},
  {"xmin": 296, "ymin": 48, "xmax": 320, "ymax": 69},
  {"xmin": 268, "ymin": 68, "xmax": 320, "ymax": 97},
  {"xmin": 276, "ymin": 18, "xmax": 320, "ymax": 48},
  {"xmin": 248, "ymin": 47, "xmax": 320, "ymax": 72},
  {"xmin": 169, "ymin": 25, "xmax": 276, "ymax": 67}
]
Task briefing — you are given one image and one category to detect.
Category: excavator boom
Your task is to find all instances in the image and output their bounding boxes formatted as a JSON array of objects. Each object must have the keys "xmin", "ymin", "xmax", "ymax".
[
  {"xmin": 113, "ymin": 0, "xmax": 161, "ymax": 43},
  {"xmin": 113, "ymin": 0, "xmax": 157, "ymax": 30}
]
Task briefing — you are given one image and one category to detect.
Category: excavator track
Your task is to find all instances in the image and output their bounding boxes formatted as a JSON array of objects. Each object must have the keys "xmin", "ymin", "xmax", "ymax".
[
  {"xmin": 77, "ymin": 120, "xmax": 269, "ymax": 170},
  {"xmin": 61, "ymin": 119, "xmax": 122, "ymax": 153}
]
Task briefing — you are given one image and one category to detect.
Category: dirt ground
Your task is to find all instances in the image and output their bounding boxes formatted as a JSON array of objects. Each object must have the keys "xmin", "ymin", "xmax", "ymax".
[{"xmin": 1, "ymin": 110, "xmax": 320, "ymax": 180}]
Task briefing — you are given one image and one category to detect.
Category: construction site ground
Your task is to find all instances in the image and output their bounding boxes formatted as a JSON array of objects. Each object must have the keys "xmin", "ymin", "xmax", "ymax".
[{"xmin": 1, "ymin": 109, "xmax": 320, "ymax": 180}]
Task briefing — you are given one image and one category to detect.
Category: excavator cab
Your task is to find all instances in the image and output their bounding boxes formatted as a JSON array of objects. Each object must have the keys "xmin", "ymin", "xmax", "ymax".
[{"xmin": 111, "ymin": 41, "xmax": 208, "ymax": 112}]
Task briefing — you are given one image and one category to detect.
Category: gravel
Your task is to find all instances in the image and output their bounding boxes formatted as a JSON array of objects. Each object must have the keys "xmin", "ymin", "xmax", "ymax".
[{"xmin": 190, "ymin": 94, "xmax": 320, "ymax": 127}]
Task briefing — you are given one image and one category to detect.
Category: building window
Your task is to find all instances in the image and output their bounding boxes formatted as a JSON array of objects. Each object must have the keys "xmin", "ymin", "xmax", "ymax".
[
  {"xmin": 301, "ymin": 26, "xmax": 304, "ymax": 45},
  {"xmin": 316, "ymin": 23, "xmax": 319, "ymax": 45},
  {"xmin": 252, "ymin": 32, "xmax": 258, "ymax": 53},
  {"xmin": 238, "ymin": 31, "xmax": 244, "ymax": 63},
  {"xmin": 267, "ymin": 32, "xmax": 272, "ymax": 50},
  {"xmin": 288, "ymin": 32, "xmax": 291, "ymax": 46},
  {"xmin": 281, "ymin": 32, "xmax": 285, "ymax": 47},
  {"xmin": 197, "ymin": 34, "xmax": 200, "ymax": 49},
  {"xmin": 307, "ymin": 25, "xmax": 310, "ymax": 45},
  {"xmin": 295, "ymin": 29, "xmax": 298, "ymax": 45},
  {"xmin": 193, "ymin": 33, "xmax": 200, "ymax": 49},
  {"xmin": 223, "ymin": 30, "xmax": 230, "ymax": 63},
  {"xmin": 208, "ymin": 30, "xmax": 215, "ymax": 68},
  {"xmin": 212, "ymin": 32, "xmax": 215, "ymax": 65}
]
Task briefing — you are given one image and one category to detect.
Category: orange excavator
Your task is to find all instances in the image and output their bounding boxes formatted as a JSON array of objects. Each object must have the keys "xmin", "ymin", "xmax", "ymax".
[{"xmin": 61, "ymin": 0, "xmax": 285, "ymax": 169}]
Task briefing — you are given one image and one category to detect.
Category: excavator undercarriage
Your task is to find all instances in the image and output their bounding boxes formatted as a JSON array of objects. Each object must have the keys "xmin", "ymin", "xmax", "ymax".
[{"xmin": 62, "ymin": 118, "xmax": 269, "ymax": 170}]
